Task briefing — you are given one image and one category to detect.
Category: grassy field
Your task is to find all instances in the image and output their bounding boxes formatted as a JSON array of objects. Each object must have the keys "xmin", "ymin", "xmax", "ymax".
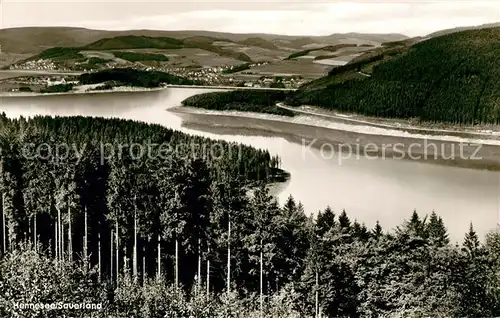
[
  {"xmin": 0, "ymin": 53, "xmax": 32, "ymax": 69},
  {"xmin": 237, "ymin": 59, "xmax": 333, "ymax": 78}
]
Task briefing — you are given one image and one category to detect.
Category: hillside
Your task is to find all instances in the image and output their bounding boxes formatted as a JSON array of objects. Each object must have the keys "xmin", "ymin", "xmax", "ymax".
[
  {"xmin": 0, "ymin": 27, "xmax": 408, "ymax": 54},
  {"xmin": 20, "ymin": 35, "xmax": 253, "ymax": 66},
  {"xmin": 285, "ymin": 44, "xmax": 359, "ymax": 60},
  {"xmin": 237, "ymin": 37, "xmax": 278, "ymax": 50},
  {"xmin": 83, "ymin": 35, "xmax": 185, "ymax": 50},
  {"xmin": 426, "ymin": 22, "xmax": 500, "ymax": 39},
  {"xmin": 287, "ymin": 27, "xmax": 500, "ymax": 125}
]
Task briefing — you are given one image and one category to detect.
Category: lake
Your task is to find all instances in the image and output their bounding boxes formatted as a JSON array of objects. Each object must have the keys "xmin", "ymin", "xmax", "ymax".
[{"xmin": 0, "ymin": 87, "xmax": 498, "ymax": 242}]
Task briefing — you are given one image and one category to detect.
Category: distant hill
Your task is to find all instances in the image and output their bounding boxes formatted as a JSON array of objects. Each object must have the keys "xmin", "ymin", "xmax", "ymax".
[
  {"xmin": 83, "ymin": 35, "xmax": 185, "ymax": 50},
  {"xmin": 0, "ymin": 26, "xmax": 408, "ymax": 54},
  {"xmin": 238, "ymin": 37, "xmax": 278, "ymax": 50},
  {"xmin": 426, "ymin": 22, "xmax": 500, "ymax": 39},
  {"xmin": 286, "ymin": 44, "xmax": 359, "ymax": 60},
  {"xmin": 288, "ymin": 27, "xmax": 500, "ymax": 125},
  {"xmin": 317, "ymin": 32, "xmax": 409, "ymax": 44},
  {"xmin": 22, "ymin": 35, "xmax": 253, "ymax": 63}
]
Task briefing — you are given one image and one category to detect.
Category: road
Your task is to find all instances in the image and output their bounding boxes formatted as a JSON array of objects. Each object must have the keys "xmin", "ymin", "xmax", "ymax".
[{"xmin": 357, "ymin": 71, "xmax": 372, "ymax": 77}]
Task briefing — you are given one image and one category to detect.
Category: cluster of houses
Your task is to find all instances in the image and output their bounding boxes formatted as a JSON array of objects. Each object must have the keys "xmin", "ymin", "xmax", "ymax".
[{"xmin": 9, "ymin": 59, "xmax": 62, "ymax": 71}]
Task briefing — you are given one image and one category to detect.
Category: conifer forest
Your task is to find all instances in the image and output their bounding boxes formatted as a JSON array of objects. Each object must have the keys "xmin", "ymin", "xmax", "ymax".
[{"xmin": 0, "ymin": 114, "xmax": 498, "ymax": 317}]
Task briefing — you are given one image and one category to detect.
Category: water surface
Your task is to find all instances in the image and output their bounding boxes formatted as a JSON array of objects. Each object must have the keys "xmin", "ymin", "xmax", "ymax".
[{"xmin": 0, "ymin": 87, "xmax": 498, "ymax": 241}]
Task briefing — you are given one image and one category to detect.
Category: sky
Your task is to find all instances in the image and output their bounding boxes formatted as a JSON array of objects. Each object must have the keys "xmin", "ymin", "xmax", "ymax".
[{"xmin": 1, "ymin": 1, "xmax": 500, "ymax": 37}]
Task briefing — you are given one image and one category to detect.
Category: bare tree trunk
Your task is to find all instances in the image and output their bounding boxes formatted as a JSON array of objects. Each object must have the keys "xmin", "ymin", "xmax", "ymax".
[
  {"xmin": 227, "ymin": 215, "xmax": 231, "ymax": 295},
  {"xmin": 133, "ymin": 195, "xmax": 137, "ymax": 281},
  {"xmin": 110, "ymin": 229, "xmax": 114, "ymax": 283},
  {"xmin": 68, "ymin": 205, "xmax": 72, "ymax": 262},
  {"xmin": 98, "ymin": 229, "xmax": 101, "ymax": 282},
  {"xmin": 54, "ymin": 219, "xmax": 58, "ymax": 260},
  {"xmin": 115, "ymin": 220, "xmax": 119, "ymax": 284},
  {"xmin": 157, "ymin": 233, "xmax": 161, "ymax": 280},
  {"xmin": 142, "ymin": 245, "xmax": 146, "ymax": 283},
  {"xmin": 61, "ymin": 218, "xmax": 64, "ymax": 260},
  {"xmin": 34, "ymin": 214, "xmax": 37, "ymax": 251},
  {"xmin": 175, "ymin": 238, "xmax": 179, "ymax": 289},
  {"xmin": 2, "ymin": 192, "xmax": 5, "ymax": 254},
  {"xmin": 84, "ymin": 205, "xmax": 88, "ymax": 265},
  {"xmin": 315, "ymin": 268, "xmax": 319, "ymax": 318},
  {"xmin": 57, "ymin": 207, "xmax": 61, "ymax": 261},
  {"xmin": 124, "ymin": 245, "xmax": 128, "ymax": 276},
  {"xmin": 28, "ymin": 216, "xmax": 32, "ymax": 246},
  {"xmin": 260, "ymin": 238, "xmax": 263, "ymax": 318},
  {"xmin": 206, "ymin": 245, "xmax": 210, "ymax": 295},
  {"xmin": 197, "ymin": 237, "xmax": 201, "ymax": 293}
]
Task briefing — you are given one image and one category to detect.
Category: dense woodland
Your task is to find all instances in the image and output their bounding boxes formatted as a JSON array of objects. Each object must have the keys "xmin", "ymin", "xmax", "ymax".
[
  {"xmin": 79, "ymin": 68, "xmax": 204, "ymax": 88},
  {"xmin": 0, "ymin": 115, "xmax": 499, "ymax": 317},
  {"xmin": 288, "ymin": 28, "xmax": 500, "ymax": 125},
  {"xmin": 112, "ymin": 52, "xmax": 169, "ymax": 63},
  {"xmin": 182, "ymin": 90, "xmax": 295, "ymax": 117},
  {"xmin": 40, "ymin": 83, "xmax": 74, "ymax": 94}
]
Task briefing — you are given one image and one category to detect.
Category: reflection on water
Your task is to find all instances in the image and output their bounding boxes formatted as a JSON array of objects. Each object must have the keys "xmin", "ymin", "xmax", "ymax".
[{"xmin": 0, "ymin": 87, "xmax": 499, "ymax": 241}]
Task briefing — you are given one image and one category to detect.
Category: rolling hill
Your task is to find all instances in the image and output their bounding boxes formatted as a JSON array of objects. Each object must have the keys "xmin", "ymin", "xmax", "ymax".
[
  {"xmin": 287, "ymin": 27, "xmax": 500, "ymax": 125},
  {"xmin": 0, "ymin": 27, "xmax": 408, "ymax": 54},
  {"xmin": 83, "ymin": 35, "xmax": 185, "ymax": 50},
  {"xmin": 426, "ymin": 22, "xmax": 500, "ymax": 39},
  {"xmin": 20, "ymin": 35, "xmax": 253, "ymax": 65},
  {"xmin": 237, "ymin": 37, "xmax": 279, "ymax": 50}
]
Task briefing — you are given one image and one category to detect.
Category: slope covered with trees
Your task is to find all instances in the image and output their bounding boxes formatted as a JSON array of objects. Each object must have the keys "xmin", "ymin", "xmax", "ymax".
[
  {"xmin": 285, "ymin": 44, "xmax": 357, "ymax": 60},
  {"xmin": 288, "ymin": 27, "xmax": 500, "ymax": 125},
  {"xmin": 182, "ymin": 90, "xmax": 295, "ymax": 116},
  {"xmin": 112, "ymin": 52, "xmax": 169, "ymax": 62},
  {"xmin": 0, "ymin": 116, "xmax": 499, "ymax": 317},
  {"xmin": 84, "ymin": 35, "xmax": 185, "ymax": 50},
  {"xmin": 79, "ymin": 68, "xmax": 204, "ymax": 88}
]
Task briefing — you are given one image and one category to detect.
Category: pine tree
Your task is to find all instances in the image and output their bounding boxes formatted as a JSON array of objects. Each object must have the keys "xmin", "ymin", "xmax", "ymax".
[
  {"xmin": 338, "ymin": 209, "xmax": 351, "ymax": 231},
  {"xmin": 459, "ymin": 223, "xmax": 493, "ymax": 317},
  {"xmin": 463, "ymin": 223, "xmax": 480, "ymax": 257},
  {"xmin": 372, "ymin": 221, "xmax": 383, "ymax": 239},
  {"xmin": 406, "ymin": 209, "xmax": 426, "ymax": 236},
  {"xmin": 352, "ymin": 221, "xmax": 370, "ymax": 241},
  {"xmin": 316, "ymin": 206, "xmax": 335, "ymax": 237},
  {"xmin": 426, "ymin": 211, "xmax": 449, "ymax": 246}
]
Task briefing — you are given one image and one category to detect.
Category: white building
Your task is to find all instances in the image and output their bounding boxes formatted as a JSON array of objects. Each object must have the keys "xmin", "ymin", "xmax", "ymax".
[{"xmin": 46, "ymin": 78, "xmax": 66, "ymax": 86}]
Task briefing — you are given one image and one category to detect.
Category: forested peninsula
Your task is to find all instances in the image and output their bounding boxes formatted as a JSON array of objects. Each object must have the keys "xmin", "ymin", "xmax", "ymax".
[
  {"xmin": 79, "ymin": 68, "xmax": 204, "ymax": 88},
  {"xmin": 182, "ymin": 90, "xmax": 295, "ymax": 117}
]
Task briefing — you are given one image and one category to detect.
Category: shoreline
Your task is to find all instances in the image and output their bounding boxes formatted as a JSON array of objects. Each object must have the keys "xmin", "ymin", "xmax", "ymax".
[
  {"xmin": 278, "ymin": 103, "xmax": 500, "ymax": 139},
  {"xmin": 0, "ymin": 85, "xmax": 167, "ymax": 97},
  {"xmin": 171, "ymin": 106, "xmax": 500, "ymax": 171},
  {"xmin": 0, "ymin": 83, "xmax": 271, "ymax": 98},
  {"xmin": 173, "ymin": 106, "xmax": 500, "ymax": 146}
]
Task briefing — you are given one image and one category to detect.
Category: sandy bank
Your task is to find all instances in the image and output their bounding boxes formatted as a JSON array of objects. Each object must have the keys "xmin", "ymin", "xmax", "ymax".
[{"xmin": 171, "ymin": 106, "xmax": 500, "ymax": 171}]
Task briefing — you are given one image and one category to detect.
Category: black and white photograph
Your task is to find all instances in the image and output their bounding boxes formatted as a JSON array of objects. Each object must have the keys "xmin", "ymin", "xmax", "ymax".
[{"xmin": 0, "ymin": 1, "xmax": 500, "ymax": 317}]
